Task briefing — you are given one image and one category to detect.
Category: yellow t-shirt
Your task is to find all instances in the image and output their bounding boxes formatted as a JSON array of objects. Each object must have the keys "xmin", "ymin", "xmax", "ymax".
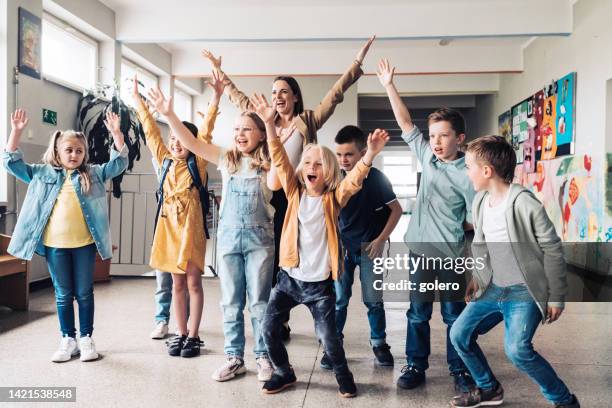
[{"xmin": 43, "ymin": 170, "xmax": 95, "ymax": 248}]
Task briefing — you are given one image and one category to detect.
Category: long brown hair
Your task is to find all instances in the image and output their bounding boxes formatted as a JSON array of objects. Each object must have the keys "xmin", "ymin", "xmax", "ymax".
[
  {"xmin": 42, "ymin": 130, "xmax": 92, "ymax": 193},
  {"xmin": 224, "ymin": 112, "xmax": 270, "ymax": 174}
]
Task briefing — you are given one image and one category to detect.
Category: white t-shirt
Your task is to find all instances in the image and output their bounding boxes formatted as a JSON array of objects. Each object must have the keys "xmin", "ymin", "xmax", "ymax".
[
  {"xmin": 482, "ymin": 191, "xmax": 525, "ymax": 287},
  {"xmin": 281, "ymin": 127, "xmax": 303, "ymax": 169},
  {"xmin": 286, "ymin": 193, "xmax": 331, "ymax": 282},
  {"xmin": 218, "ymin": 150, "xmax": 274, "ymax": 219}
]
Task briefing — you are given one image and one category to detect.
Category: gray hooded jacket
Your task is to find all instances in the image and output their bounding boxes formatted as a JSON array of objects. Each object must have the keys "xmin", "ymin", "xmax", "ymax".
[{"xmin": 470, "ymin": 183, "xmax": 567, "ymax": 320}]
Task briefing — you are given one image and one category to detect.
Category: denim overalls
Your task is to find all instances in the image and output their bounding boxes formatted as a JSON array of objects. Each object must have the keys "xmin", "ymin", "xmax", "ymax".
[{"xmin": 217, "ymin": 169, "xmax": 274, "ymax": 358}]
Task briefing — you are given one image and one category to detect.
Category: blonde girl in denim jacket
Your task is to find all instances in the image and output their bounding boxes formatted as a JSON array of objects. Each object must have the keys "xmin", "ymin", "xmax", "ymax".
[{"xmin": 2, "ymin": 109, "xmax": 128, "ymax": 363}]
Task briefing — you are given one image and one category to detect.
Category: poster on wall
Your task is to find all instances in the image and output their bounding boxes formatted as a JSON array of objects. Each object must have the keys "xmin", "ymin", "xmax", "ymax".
[
  {"xmin": 18, "ymin": 7, "xmax": 42, "ymax": 80},
  {"xmin": 555, "ymin": 72, "xmax": 576, "ymax": 153},
  {"xmin": 498, "ymin": 110, "xmax": 511, "ymax": 144},
  {"xmin": 533, "ymin": 90, "xmax": 545, "ymax": 160},
  {"xmin": 540, "ymin": 91, "xmax": 557, "ymax": 160}
]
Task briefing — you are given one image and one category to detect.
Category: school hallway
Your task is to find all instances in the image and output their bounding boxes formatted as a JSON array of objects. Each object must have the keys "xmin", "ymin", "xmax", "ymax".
[{"xmin": 0, "ymin": 276, "xmax": 609, "ymax": 408}]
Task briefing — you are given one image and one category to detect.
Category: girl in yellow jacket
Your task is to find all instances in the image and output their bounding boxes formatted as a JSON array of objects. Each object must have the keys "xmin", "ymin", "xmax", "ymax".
[
  {"xmin": 133, "ymin": 76, "xmax": 220, "ymax": 358},
  {"xmin": 250, "ymin": 94, "xmax": 390, "ymax": 398}
]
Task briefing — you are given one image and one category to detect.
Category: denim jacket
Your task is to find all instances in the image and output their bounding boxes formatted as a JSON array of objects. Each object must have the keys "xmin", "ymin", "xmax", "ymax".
[{"xmin": 2, "ymin": 145, "xmax": 129, "ymax": 260}]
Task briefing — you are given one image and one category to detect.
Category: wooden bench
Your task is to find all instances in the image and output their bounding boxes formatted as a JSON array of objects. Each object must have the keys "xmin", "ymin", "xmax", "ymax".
[{"xmin": 0, "ymin": 234, "xmax": 29, "ymax": 310}]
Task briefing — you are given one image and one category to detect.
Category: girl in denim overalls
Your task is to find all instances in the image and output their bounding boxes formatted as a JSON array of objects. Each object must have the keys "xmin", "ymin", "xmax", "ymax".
[
  {"xmin": 149, "ymin": 71, "xmax": 275, "ymax": 383},
  {"xmin": 2, "ymin": 109, "xmax": 127, "ymax": 363}
]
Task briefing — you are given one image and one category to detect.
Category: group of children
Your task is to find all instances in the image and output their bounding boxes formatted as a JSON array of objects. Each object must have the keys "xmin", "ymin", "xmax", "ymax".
[{"xmin": 2, "ymin": 36, "xmax": 580, "ymax": 407}]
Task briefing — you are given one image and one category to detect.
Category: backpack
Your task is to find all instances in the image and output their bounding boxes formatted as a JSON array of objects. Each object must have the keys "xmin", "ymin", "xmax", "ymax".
[{"xmin": 154, "ymin": 154, "xmax": 211, "ymax": 239}]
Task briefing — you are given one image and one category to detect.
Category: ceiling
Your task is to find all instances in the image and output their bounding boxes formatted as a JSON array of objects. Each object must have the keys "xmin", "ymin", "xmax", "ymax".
[{"xmin": 97, "ymin": 0, "xmax": 575, "ymax": 76}]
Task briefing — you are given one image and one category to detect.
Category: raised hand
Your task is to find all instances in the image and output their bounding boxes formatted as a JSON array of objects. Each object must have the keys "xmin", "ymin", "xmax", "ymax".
[
  {"xmin": 376, "ymin": 58, "xmax": 395, "ymax": 87},
  {"xmin": 202, "ymin": 49, "xmax": 222, "ymax": 70},
  {"xmin": 249, "ymin": 93, "xmax": 276, "ymax": 124},
  {"xmin": 355, "ymin": 35, "xmax": 376, "ymax": 65},
  {"xmin": 147, "ymin": 87, "xmax": 173, "ymax": 116},
  {"xmin": 103, "ymin": 110, "xmax": 121, "ymax": 135},
  {"xmin": 206, "ymin": 69, "xmax": 226, "ymax": 98},
  {"xmin": 10, "ymin": 109, "xmax": 29, "ymax": 132},
  {"xmin": 367, "ymin": 128, "xmax": 390, "ymax": 156},
  {"xmin": 132, "ymin": 75, "xmax": 144, "ymax": 105}
]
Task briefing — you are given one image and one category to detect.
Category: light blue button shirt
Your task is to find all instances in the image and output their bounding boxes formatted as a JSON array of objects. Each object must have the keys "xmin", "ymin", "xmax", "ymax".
[
  {"xmin": 2, "ymin": 145, "xmax": 129, "ymax": 260},
  {"xmin": 402, "ymin": 126, "xmax": 475, "ymax": 258}
]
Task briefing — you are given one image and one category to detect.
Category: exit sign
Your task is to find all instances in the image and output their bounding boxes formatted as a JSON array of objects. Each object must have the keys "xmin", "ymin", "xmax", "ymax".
[{"xmin": 42, "ymin": 108, "xmax": 57, "ymax": 125}]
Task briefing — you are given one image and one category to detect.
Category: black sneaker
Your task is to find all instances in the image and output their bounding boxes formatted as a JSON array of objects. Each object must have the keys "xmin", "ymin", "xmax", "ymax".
[
  {"xmin": 262, "ymin": 370, "xmax": 297, "ymax": 394},
  {"xmin": 336, "ymin": 372, "xmax": 357, "ymax": 398},
  {"xmin": 554, "ymin": 394, "xmax": 580, "ymax": 408},
  {"xmin": 180, "ymin": 336, "xmax": 204, "ymax": 358},
  {"xmin": 397, "ymin": 365, "xmax": 425, "ymax": 389},
  {"xmin": 320, "ymin": 352, "xmax": 333, "ymax": 370},
  {"xmin": 372, "ymin": 344, "xmax": 394, "ymax": 366},
  {"xmin": 166, "ymin": 335, "xmax": 186, "ymax": 356},
  {"xmin": 450, "ymin": 382, "xmax": 504, "ymax": 407},
  {"xmin": 281, "ymin": 324, "xmax": 291, "ymax": 342},
  {"xmin": 451, "ymin": 370, "xmax": 476, "ymax": 393}
]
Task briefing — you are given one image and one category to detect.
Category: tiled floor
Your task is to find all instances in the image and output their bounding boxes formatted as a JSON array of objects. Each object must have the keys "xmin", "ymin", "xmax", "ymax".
[{"xmin": 0, "ymin": 277, "xmax": 610, "ymax": 407}]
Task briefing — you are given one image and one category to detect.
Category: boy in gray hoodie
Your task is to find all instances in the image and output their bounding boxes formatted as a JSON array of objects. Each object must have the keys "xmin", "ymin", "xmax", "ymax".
[{"xmin": 449, "ymin": 135, "xmax": 580, "ymax": 408}]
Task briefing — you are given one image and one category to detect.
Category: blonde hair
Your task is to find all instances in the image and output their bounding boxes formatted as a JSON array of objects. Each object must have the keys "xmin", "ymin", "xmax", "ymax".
[
  {"xmin": 224, "ymin": 111, "xmax": 270, "ymax": 174},
  {"xmin": 42, "ymin": 130, "xmax": 91, "ymax": 194},
  {"xmin": 295, "ymin": 144, "xmax": 341, "ymax": 193}
]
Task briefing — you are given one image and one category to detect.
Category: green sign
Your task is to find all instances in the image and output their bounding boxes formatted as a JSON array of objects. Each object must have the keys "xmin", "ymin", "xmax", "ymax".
[{"xmin": 42, "ymin": 108, "xmax": 57, "ymax": 125}]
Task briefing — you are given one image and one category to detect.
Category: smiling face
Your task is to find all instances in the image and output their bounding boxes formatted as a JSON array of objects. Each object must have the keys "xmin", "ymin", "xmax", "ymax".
[
  {"xmin": 428, "ymin": 120, "xmax": 464, "ymax": 162},
  {"xmin": 233, "ymin": 115, "xmax": 265, "ymax": 155},
  {"xmin": 300, "ymin": 146, "xmax": 326, "ymax": 195},
  {"xmin": 168, "ymin": 132, "xmax": 190, "ymax": 160},
  {"xmin": 271, "ymin": 80, "xmax": 297, "ymax": 117},
  {"xmin": 57, "ymin": 137, "xmax": 86, "ymax": 170},
  {"xmin": 335, "ymin": 141, "xmax": 364, "ymax": 172}
]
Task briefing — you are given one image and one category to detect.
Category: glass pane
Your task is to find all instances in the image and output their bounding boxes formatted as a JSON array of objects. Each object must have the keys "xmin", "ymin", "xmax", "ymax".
[
  {"xmin": 42, "ymin": 19, "xmax": 96, "ymax": 90},
  {"xmin": 384, "ymin": 155, "xmax": 412, "ymax": 165},
  {"xmin": 383, "ymin": 166, "xmax": 417, "ymax": 185},
  {"xmin": 120, "ymin": 62, "xmax": 158, "ymax": 108},
  {"xmin": 174, "ymin": 90, "xmax": 192, "ymax": 122}
]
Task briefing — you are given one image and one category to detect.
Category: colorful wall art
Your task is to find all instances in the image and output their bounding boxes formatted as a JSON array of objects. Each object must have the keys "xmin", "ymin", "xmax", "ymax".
[{"xmin": 499, "ymin": 72, "xmax": 576, "ymax": 171}]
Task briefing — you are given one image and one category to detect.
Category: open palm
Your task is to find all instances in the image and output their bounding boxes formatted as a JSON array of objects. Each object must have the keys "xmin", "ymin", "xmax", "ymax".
[
  {"xmin": 11, "ymin": 109, "xmax": 29, "ymax": 131},
  {"xmin": 250, "ymin": 93, "xmax": 276, "ymax": 123},
  {"xmin": 147, "ymin": 87, "xmax": 173, "ymax": 116},
  {"xmin": 367, "ymin": 128, "xmax": 390, "ymax": 155},
  {"xmin": 376, "ymin": 58, "xmax": 395, "ymax": 87}
]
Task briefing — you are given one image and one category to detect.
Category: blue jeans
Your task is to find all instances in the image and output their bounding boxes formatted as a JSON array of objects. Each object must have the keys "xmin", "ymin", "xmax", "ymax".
[
  {"xmin": 405, "ymin": 253, "xmax": 501, "ymax": 373},
  {"xmin": 450, "ymin": 283, "xmax": 572, "ymax": 405},
  {"xmin": 263, "ymin": 270, "xmax": 350, "ymax": 376},
  {"xmin": 335, "ymin": 251, "xmax": 386, "ymax": 346},
  {"xmin": 154, "ymin": 270, "xmax": 172, "ymax": 324},
  {"xmin": 45, "ymin": 244, "xmax": 97, "ymax": 338}
]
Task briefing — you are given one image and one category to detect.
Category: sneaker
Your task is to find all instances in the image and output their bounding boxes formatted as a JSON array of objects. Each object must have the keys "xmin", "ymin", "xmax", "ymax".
[
  {"xmin": 166, "ymin": 334, "xmax": 187, "ymax": 357},
  {"xmin": 180, "ymin": 336, "xmax": 204, "ymax": 358},
  {"xmin": 372, "ymin": 343, "xmax": 394, "ymax": 366},
  {"xmin": 51, "ymin": 336, "xmax": 79, "ymax": 363},
  {"xmin": 150, "ymin": 321, "xmax": 169, "ymax": 339},
  {"xmin": 397, "ymin": 365, "xmax": 425, "ymax": 389},
  {"xmin": 452, "ymin": 370, "xmax": 477, "ymax": 393},
  {"xmin": 450, "ymin": 382, "xmax": 504, "ymax": 407},
  {"xmin": 554, "ymin": 394, "xmax": 581, "ymax": 408},
  {"xmin": 262, "ymin": 370, "xmax": 297, "ymax": 394},
  {"xmin": 336, "ymin": 372, "xmax": 357, "ymax": 398},
  {"xmin": 320, "ymin": 352, "xmax": 333, "ymax": 370},
  {"xmin": 212, "ymin": 356, "xmax": 247, "ymax": 382},
  {"xmin": 79, "ymin": 335, "xmax": 99, "ymax": 362},
  {"xmin": 281, "ymin": 323, "xmax": 291, "ymax": 342},
  {"xmin": 256, "ymin": 357, "xmax": 274, "ymax": 381}
]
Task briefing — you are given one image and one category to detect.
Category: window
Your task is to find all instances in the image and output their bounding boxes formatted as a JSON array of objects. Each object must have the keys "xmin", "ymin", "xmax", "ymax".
[
  {"xmin": 120, "ymin": 60, "xmax": 158, "ymax": 109},
  {"xmin": 383, "ymin": 154, "xmax": 418, "ymax": 199},
  {"xmin": 173, "ymin": 87, "xmax": 193, "ymax": 122},
  {"xmin": 42, "ymin": 14, "xmax": 97, "ymax": 91}
]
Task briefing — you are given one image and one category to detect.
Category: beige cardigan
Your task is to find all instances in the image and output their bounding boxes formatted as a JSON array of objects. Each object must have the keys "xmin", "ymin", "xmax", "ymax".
[{"xmin": 220, "ymin": 61, "xmax": 364, "ymax": 145}]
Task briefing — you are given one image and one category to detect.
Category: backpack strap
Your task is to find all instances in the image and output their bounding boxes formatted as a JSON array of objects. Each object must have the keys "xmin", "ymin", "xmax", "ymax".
[
  {"xmin": 186, "ymin": 154, "xmax": 211, "ymax": 239},
  {"xmin": 154, "ymin": 158, "xmax": 173, "ymax": 231}
]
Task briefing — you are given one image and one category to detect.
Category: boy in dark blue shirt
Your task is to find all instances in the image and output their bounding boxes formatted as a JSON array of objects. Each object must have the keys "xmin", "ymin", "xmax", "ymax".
[{"xmin": 319, "ymin": 125, "xmax": 402, "ymax": 369}]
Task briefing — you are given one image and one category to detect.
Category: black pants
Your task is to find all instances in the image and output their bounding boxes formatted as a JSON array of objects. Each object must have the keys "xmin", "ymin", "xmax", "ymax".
[
  {"xmin": 271, "ymin": 189, "xmax": 290, "ymax": 324},
  {"xmin": 262, "ymin": 270, "xmax": 350, "ymax": 376}
]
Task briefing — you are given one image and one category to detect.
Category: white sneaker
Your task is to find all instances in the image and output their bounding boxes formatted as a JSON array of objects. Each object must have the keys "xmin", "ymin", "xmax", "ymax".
[
  {"xmin": 256, "ymin": 356, "xmax": 274, "ymax": 382},
  {"xmin": 78, "ymin": 335, "xmax": 99, "ymax": 362},
  {"xmin": 150, "ymin": 322, "xmax": 169, "ymax": 339},
  {"xmin": 212, "ymin": 356, "xmax": 247, "ymax": 382},
  {"xmin": 51, "ymin": 336, "xmax": 79, "ymax": 363}
]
